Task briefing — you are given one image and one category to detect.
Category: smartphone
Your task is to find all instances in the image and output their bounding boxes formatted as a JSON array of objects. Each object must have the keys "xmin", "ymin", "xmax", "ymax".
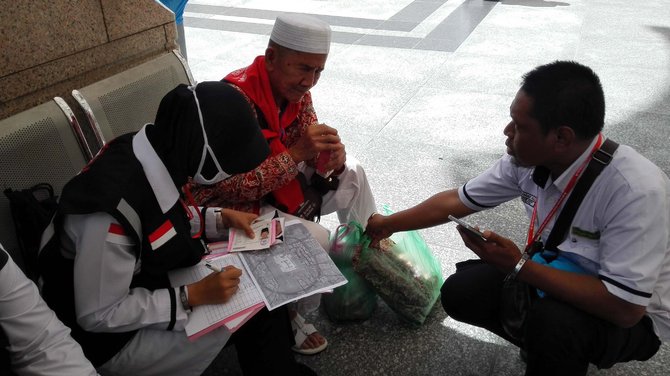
[{"xmin": 448, "ymin": 215, "xmax": 487, "ymax": 240}]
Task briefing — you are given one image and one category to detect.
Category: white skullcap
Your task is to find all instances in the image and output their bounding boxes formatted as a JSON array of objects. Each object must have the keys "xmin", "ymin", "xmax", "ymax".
[{"xmin": 270, "ymin": 14, "xmax": 331, "ymax": 54}]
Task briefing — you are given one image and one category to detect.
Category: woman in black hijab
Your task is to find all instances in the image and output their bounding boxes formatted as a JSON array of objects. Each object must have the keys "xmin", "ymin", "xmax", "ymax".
[{"xmin": 40, "ymin": 82, "xmax": 314, "ymax": 376}]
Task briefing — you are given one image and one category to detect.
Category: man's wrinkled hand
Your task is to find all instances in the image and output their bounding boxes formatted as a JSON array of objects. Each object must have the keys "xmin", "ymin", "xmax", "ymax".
[{"xmin": 289, "ymin": 123, "xmax": 340, "ymax": 163}]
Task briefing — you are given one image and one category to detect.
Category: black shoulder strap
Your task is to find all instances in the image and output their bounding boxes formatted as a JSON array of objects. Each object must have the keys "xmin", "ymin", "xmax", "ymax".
[
  {"xmin": 544, "ymin": 138, "xmax": 619, "ymax": 254},
  {"xmin": 4, "ymin": 183, "xmax": 58, "ymax": 283}
]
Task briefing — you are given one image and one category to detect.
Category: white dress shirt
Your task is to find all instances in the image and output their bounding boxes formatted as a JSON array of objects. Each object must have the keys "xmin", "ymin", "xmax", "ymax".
[
  {"xmin": 0, "ymin": 246, "xmax": 98, "ymax": 376},
  {"xmin": 458, "ymin": 138, "xmax": 670, "ymax": 341}
]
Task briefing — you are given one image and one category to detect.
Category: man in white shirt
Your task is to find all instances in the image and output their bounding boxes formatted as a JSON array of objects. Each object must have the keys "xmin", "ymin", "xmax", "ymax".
[
  {"xmin": 367, "ymin": 61, "xmax": 669, "ymax": 375},
  {"xmin": 0, "ymin": 245, "xmax": 98, "ymax": 376}
]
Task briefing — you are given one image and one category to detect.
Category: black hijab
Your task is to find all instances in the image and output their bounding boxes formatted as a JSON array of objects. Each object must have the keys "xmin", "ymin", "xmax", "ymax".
[{"xmin": 145, "ymin": 81, "xmax": 270, "ymax": 187}]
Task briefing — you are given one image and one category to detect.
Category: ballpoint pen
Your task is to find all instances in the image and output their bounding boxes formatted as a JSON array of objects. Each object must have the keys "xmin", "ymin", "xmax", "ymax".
[{"xmin": 205, "ymin": 262, "xmax": 222, "ymax": 273}]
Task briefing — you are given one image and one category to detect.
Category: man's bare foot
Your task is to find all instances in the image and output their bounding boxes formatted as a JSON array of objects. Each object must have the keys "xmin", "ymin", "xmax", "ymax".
[{"xmin": 290, "ymin": 310, "xmax": 328, "ymax": 355}]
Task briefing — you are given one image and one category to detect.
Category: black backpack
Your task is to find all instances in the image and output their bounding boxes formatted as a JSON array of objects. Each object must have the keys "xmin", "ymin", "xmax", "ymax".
[{"xmin": 3, "ymin": 183, "xmax": 58, "ymax": 284}]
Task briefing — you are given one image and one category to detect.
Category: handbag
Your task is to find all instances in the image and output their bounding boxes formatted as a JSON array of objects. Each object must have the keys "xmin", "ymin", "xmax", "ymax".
[{"xmin": 499, "ymin": 139, "xmax": 619, "ymax": 345}]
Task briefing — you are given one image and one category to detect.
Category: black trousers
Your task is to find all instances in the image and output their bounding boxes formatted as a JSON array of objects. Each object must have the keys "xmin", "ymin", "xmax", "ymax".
[
  {"xmin": 228, "ymin": 305, "xmax": 304, "ymax": 375},
  {"xmin": 441, "ymin": 260, "xmax": 661, "ymax": 376}
]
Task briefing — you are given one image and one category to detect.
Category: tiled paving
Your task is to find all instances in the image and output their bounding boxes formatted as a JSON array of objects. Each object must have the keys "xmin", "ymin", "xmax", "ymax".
[{"xmin": 182, "ymin": 1, "xmax": 670, "ymax": 374}]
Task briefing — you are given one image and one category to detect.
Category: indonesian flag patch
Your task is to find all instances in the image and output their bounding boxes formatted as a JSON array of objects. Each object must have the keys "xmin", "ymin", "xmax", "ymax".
[
  {"xmin": 148, "ymin": 220, "xmax": 176, "ymax": 251},
  {"xmin": 106, "ymin": 223, "xmax": 131, "ymax": 244}
]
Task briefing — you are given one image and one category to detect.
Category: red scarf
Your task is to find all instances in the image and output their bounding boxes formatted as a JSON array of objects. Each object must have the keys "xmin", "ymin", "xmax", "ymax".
[{"xmin": 225, "ymin": 56, "xmax": 304, "ymax": 213}]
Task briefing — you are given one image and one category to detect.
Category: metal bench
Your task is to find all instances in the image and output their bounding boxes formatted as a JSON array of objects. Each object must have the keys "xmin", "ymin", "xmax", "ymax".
[
  {"xmin": 72, "ymin": 50, "xmax": 194, "ymax": 150},
  {"xmin": 0, "ymin": 98, "xmax": 91, "ymax": 273}
]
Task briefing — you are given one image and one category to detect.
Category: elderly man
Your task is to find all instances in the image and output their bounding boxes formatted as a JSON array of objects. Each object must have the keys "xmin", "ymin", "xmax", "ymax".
[
  {"xmin": 191, "ymin": 14, "xmax": 378, "ymax": 355},
  {"xmin": 367, "ymin": 61, "xmax": 669, "ymax": 375}
]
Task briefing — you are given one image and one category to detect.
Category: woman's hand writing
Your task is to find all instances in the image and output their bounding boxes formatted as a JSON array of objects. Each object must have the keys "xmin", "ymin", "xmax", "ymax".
[{"xmin": 186, "ymin": 265, "xmax": 242, "ymax": 307}]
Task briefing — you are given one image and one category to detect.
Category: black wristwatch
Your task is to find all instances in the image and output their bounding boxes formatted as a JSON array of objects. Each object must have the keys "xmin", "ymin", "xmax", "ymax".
[{"xmin": 179, "ymin": 285, "xmax": 191, "ymax": 312}]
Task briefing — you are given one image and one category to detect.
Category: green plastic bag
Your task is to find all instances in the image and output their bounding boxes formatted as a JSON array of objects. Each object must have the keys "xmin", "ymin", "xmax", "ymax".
[
  {"xmin": 322, "ymin": 222, "xmax": 378, "ymax": 322},
  {"xmin": 354, "ymin": 206, "xmax": 444, "ymax": 326}
]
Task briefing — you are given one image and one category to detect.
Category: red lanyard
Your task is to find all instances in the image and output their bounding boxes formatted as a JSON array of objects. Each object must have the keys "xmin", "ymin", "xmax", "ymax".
[
  {"xmin": 180, "ymin": 185, "xmax": 204, "ymax": 239},
  {"xmin": 525, "ymin": 134, "xmax": 603, "ymax": 250}
]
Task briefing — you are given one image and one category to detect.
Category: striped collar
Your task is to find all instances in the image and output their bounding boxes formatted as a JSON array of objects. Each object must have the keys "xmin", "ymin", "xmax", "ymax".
[
  {"xmin": 531, "ymin": 134, "xmax": 603, "ymax": 191},
  {"xmin": 552, "ymin": 134, "xmax": 602, "ymax": 192}
]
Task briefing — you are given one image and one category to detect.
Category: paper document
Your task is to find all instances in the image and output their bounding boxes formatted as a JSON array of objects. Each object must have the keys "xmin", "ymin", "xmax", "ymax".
[
  {"xmin": 205, "ymin": 240, "xmax": 228, "ymax": 257},
  {"xmin": 239, "ymin": 220, "xmax": 348, "ymax": 310},
  {"xmin": 168, "ymin": 253, "xmax": 264, "ymax": 340},
  {"xmin": 168, "ymin": 219, "xmax": 347, "ymax": 340},
  {"xmin": 228, "ymin": 210, "xmax": 285, "ymax": 252}
]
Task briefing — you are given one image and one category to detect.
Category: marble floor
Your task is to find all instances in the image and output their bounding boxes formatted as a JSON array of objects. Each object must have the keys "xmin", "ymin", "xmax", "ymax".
[{"xmin": 181, "ymin": 0, "xmax": 670, "ymax": 375}]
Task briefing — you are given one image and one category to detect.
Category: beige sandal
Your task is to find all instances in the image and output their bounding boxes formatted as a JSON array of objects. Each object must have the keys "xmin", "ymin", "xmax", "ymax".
[{"xmin": 291, "ymin": 313, "xmax": 328, "ymax": 355}]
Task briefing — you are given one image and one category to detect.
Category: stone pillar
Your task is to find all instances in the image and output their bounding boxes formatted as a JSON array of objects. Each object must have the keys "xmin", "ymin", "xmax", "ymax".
[{"xmin": 0, "ymin": 0, "xmax": 178, "ymax": 120}]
